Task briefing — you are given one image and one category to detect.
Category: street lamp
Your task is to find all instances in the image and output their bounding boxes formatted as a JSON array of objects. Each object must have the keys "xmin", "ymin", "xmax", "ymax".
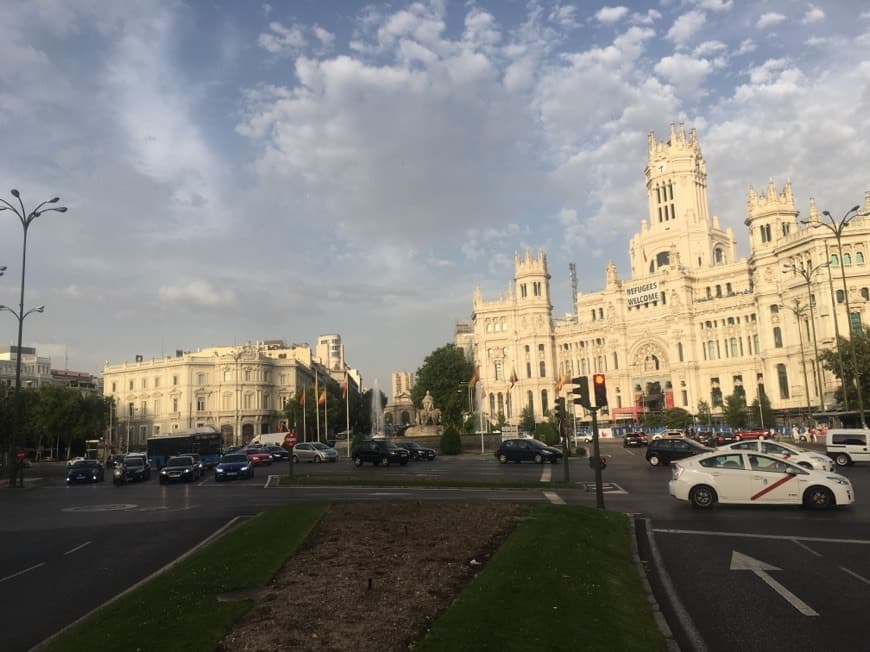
[
  {"xmin": 1, "ymin": 189, "xmax": 66, "ymax": 486},
  {"xmin": 783, "ymin": 261, "xmax": 830, "ymax": 411},
  {"xmin": 805, "ymin": 205, "xmax": 867, "ymax": 427},
  {"xmin": 783, "ymin": 300, "xmax": 813, "ymax": 425}
]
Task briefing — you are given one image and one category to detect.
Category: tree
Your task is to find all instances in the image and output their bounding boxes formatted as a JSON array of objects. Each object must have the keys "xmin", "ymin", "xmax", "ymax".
[
  {"xmin": 518, "ymin": 406, "xmax": 536, "ymax": 434},
  {"xmin": 723, "ymin": 392, "xmax": 748, "ymax": 430},
  {"xmin": 696, "ymin": 400, "xmax": 712, "ymax": 427},
  {"xmin": 749, "ymin": 390, "xmax": 774, "ymax": 429},
  {"xmin": 662, "ymin": 407, "xmax": 693, "ymax": 430},
  {"xmin": 440, "ymin": 425, "xmax": 462, "ymax": 454},
  {"xmin": 818, "ymin": 327, "xmax": 870, "ymax": 408},
  {"xmin": 535, "ymin": 421, "xmax": 559, "ymax": 445},
  {"xmin": 412, "ymin": 344, "xmax": 474, "ymax": 428}
]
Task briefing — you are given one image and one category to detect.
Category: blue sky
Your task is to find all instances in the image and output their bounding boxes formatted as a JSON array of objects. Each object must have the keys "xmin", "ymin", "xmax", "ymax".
[{"xmin": 1, "ymin": 0, "xmax": 869, "ymax": 394}]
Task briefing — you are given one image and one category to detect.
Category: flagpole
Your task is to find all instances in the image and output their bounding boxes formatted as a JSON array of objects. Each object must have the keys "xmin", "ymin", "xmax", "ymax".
[
  {"xmin": 345, "ymin": 372, "xmax": 350, "ymax": 457},
  {"xmin": 324, "ymin": 390, "xmax": 328, "ymax": 444},
  {"xmin": 302, "ymin": 390, "xmax": 307, "ymax": 443},
  {"xmin": 315, "ymin": 373, "xmax": 320, "ymax": 442}
]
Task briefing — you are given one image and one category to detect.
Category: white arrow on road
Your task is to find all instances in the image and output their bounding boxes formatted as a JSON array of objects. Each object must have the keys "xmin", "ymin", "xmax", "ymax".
[{"xmin": 730, "ymin": 551, "xmax": 818, "ymax": 616}]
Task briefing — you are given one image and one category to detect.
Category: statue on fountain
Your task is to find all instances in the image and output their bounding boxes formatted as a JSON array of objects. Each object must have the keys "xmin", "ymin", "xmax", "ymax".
[{"xmin": 417, "ymin": 390, "xmax": 441, "ymax": 426}]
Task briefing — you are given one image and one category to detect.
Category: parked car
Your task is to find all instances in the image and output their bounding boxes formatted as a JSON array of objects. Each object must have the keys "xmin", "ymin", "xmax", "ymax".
[
  {"xmin": 351, "ymin": 440, "xmax": 409, "ymax": 467},
  {"xmin": 159, "ymin": 456, "xmax": 198, "ymax": 484},
  {"xmin": 399, "ymin": 441, "xmax": 437, "ymax": 461},
  {"xmin": 181, "ymin": 452, "xmax": 204, "ymax": 479},
  {"xmin": 214, "ymin": 453, "xmax": 255, "ymax": 481},
  {"xmin": 66, "ymin": 460, "xmax": 104, "ymax": 484},
  {"xmin": 669, "ymin": 450, "xmax": 854, "ymax": 510},
  {"xmin": 646, "ymin": 438, "xmax": 712, "ymax": 467},
  {"xmin": 495, "ymin": 438, "xmax": 563, "ymax": 464},
  {"xmin": 651, "ymin": 430, "xmax": 685, "ymax": 441},
  {"xmin": 267, "ymin": 445, "xmax": 290, "ymax": 462},
  {"xmin": 826, "ymin": 428, "xmax": 870, "ymax": 467},
  {"xmin": 292, "ymin": 442, "xmax": 339, "ymax": 463},
  {"xmin": 720, "ymin": 440, "xmax": 834, "ymax": 472},
  {"xmin": 121, "ymin": 454, "xmax": 152, "ymax": 481},
  {"xmin": 573, "ymin": 433, "xmax": 593, "ymax": 444},
  {"xmin": 244, "ymin": 448, "xmax": 273, "ymax": 466},
  {"xmin": 623, "ymin": 432, "xmax": 648, "ymax": 447},
  {"xmin": 733, "ymin": 428, "xmax": 768, "ymax": 441}
]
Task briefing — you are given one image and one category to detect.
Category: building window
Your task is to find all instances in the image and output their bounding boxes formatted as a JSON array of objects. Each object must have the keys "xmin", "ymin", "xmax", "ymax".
[
  {"xmin": 711, "ymin": 379, "xmax": 723, "ymax": 407},
  {"xmin": 539, "ymin": 361, "xmax": 546, "ymax": 377},
  {"xmin": 494, "ymin": 360, "xmax": 503, "ymax": 381},
  {"xmin": 173, "ymin": 375, "xmax": 178, "ymax": 386},
  {"xmin": 844, "ymin": 253, "xmax": 852, "ymax": 266},
  {"xmin": 527, "ymin": 390, "xmax": 534, "ymax": 415},
  {"xmin": 857, "ymin": 252, "xmax": 865, "ymax": 264},
  {"xmin": 526, "ymin": 362, "xmax": 532, "ymax": 378},
  {"xmin": 613, "ymin": 352, "xmax": 618, "ymax": 369},
  {"xmin": 831, "ymin": 254, "xmax": 840, "ymax": 266},
  {"xmin": 681, "ymin": 390, "xmax": 688, "ymax": 406},
  {"xmin": 770, "ymin": 305, "xmax": 779, "ymax": 315},
  {"xmin": 140, "ymin": 400, "xmax": 147, "ymax": 415},
  {"xmin": 677, "ymin": 342, "xmax": 684, "ymax": 362},
  {"xmin": 773, "ymin": 327, "xmax": 783, "ymax": 348},
  {"xmin": 197, "ymin": 373, "xmax": 206, "ymax": 385},
  {"xmin": 111, "ymin": 382, "xmax": 117, "ymax": 393},
  {"xmin": 154, "ymin": 377, "xmax": 160, "ymax": 388},
  {"xmin": 245, "ymin": 370, "xmax": 252, "ymax": 381},
  {"xmin": 520, "ymin": 284, "xmax": 527, "ymax": 298},
  {"xmin": 862, "ymin": 288, "xmax": 869, "ymax": 301},
  {"xmin": 141, "ymin": 378, "xmax": 147, "ymax": 389},
  {"xmin": 777, "ymin": 364, "xmax": 790, "ymax": 399},
  {"xmin": 541, "ymin": 390, "xmax": 549, "ymax": 415},
  {"xmin": 533, "ymin": 282, "xmax": 542, "ymax": 296},
  {"xmin": 128, "ymin": 380, "xmax": 133, "ymax": 390},
  {"xmin": 707, "ymin": 341, "xmax": 716, "ymax": 360},
  {"xmin": 172, "ymin": 397, "xmax": 178, "ymax": 412},
  {"xmin": 196, "ymin": 397, "xmax": 205, "ymax": 412},
  {"xmin": 837, "ymin": 290, "xmax": 845, "ymax": 303}
]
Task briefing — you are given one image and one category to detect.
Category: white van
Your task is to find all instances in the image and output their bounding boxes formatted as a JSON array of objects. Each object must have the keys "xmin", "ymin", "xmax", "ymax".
[{"xmin": 826, "ymin": 428, "xmax": 870, "ymax": 467}]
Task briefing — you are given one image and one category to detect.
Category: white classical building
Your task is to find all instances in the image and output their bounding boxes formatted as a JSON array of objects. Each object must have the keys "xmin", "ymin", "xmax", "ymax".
[
  {"xmin": 103, "ymin": 336, "xmax": 360, "ymax": 449},
  {"xmin": 467, "ymin": 123, "xmax": 870, "ymax": 428}
]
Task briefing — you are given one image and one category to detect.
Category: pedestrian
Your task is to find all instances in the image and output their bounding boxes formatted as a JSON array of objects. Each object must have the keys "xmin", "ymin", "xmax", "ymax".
[{"xmin": 791, "ymin": 425, "xmax": 799, "ymax": 442}]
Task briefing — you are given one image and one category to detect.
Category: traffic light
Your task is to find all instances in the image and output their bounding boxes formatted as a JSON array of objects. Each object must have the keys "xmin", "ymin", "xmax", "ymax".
[
  {"xmin": 572, "ymin": 376, "xmax": 590, "ymax": 408},
  {"xmin": 593, "ymin": 373, "xmax": 608, "ymax": 406},
  {"xmin": 554, "ymin": 397, "xmax": 565, "ymax": 422}
]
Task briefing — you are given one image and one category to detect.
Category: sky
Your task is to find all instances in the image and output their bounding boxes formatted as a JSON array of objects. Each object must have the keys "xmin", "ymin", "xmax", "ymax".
[{"xmin": 1, "ymin": 0, "xmax": 869, "ymax": 395}]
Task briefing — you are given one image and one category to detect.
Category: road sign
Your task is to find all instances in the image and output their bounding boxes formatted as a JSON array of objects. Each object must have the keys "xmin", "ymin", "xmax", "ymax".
[
  {"xmin": 16, "ymin": 450, "xmax": 26, "ymax": 460},
  {"xmin": 283, "ymin": 432, "xmax": 298, "ymax": 447}
]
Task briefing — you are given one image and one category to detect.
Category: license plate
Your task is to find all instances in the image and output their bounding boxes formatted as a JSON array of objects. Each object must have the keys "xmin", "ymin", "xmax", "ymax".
[
  {"xmin": 75, "ymin": 474, "xmax": 85, "ymax": 479},
  {"xmin": 169, "ymin": 473, "xmax": 181, "ymax": 477},
  {"xmin": 227, "ymin": 472, "xmax": 237, "ymax": 476}
]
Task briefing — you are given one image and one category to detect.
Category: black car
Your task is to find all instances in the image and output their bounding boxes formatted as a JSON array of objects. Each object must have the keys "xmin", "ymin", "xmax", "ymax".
[
  {"xmin": 159, "ymin": 456, "xmax": 198, "ymax": 484},
  {"xmin": 495, "ymin": 438, "xmax": 563, "ymax": 464},
  {"xmin": 400, "ymin": 441, "xmax": 437, "ymax": 461},
  {"xmin": 645, "ymin": 438, "xmax": 712, "ymax": 467},
  {"xmin": 351, "ymin": 440, "xmax": 410, "ymax": 467},
  {"xmin": 121, "ymin": 455, "xmax": 151, "ymax": 482},
  {"xmin": 214, "ymin": 453, "xmax": 255, "ymax": 482},
  {"xmin": 66, "ymin": 460, "xmax": 104, "ymax": 484},
  {"xmin": 180, "ymin": 452, "xmax": 204, "ymax": 479},
  {"xmin": 623, "ymin": 432, "xmax": 649, "ymax": 447},
  {"xmin": 266, "ymin": 445, "xmax": 290, "ymax": 462}
]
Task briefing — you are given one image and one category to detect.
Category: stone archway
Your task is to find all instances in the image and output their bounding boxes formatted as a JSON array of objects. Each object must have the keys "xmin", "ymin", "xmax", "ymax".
[{"xmin": 629, "ymin": 339, "xmax": 672, "ymax": 413}]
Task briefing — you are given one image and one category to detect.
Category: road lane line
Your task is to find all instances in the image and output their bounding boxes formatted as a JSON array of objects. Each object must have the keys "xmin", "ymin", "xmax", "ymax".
[
  {"xmin": 791, "ymin": 539, "xmax": 822, "ymax": 557},
  {"xmin": 756, "ymin": 569, "xmax": 818, "ymax": 616},
  {"xmin": 543, "ymin": 491, "xmax": 565, "ymax": 505},
  {"xmin": 840, "ymin": 567, "xmax": 870, "ymax": 585},
  {"xmin": 265, "ymin": 475, "xmax": 280, "ymax": 488},
  {"xmin": 539, "ymin": 464, "xmax": 551, "ymax": 482},
  {"xmin": 652, "ymin": 528, "xmax": 870, "ymax": 545},
  {"xmin": 63, "ymin": 541, "xmax": 92, "ymax": 556},
  {"xmin": 0, "ymin": 562, "xmax": 45, "ymax": 584}
]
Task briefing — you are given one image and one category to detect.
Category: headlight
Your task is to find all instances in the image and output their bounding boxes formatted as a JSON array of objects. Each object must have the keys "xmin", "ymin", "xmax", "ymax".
[
  {"xmin": 160, "ymin": 470, "xmax": 167, "ymax": 475},
  {"xmin": 826, "ymin": 476, "xmax": 850, "ymax": 486},
  {"xmin": 182, "ymin": 469, "xmax": 190, "ymax": 473},
  {"xmin": 215, "ymin": 467, "xmax": 224, "ymax": 473}
]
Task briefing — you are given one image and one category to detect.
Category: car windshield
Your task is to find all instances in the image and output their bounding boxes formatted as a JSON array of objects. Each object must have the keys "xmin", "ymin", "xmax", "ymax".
[
  {"xmin": 125, "ymin": 457, "xmax": 144, "ymax": 466},
  {"xmin": 166, "ymin": 457, "xmax": 191, "ymax": 466},
  {"xmin": 312, "ymin": 443, "xmax": 329, "ymax": 450},
  {"xmin": 221, "ymin": 454, "xmax": 247, "ymax": 463}
]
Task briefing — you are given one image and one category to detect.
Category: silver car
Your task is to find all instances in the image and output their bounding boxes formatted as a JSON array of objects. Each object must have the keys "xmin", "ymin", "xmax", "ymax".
[{"xmin": 292, "ymin": 442, "xmax": 338, "ymax": 463}]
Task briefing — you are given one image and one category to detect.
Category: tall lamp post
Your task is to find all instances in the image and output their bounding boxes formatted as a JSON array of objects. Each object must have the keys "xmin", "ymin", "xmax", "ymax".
[
  {"xmin": 805, "ymin": 205, "xmax": 867, "ymax": 427},
  {"xmin": 0, "ymin": 188, "xmax": 67, "ymax": 487},
  {"xmin": 783, "ymin": 300, "xmax": 813, "ymax": 425},
  {"xmin": 783, "ymin": 261, "xmax": 830, "ymax": 411}
]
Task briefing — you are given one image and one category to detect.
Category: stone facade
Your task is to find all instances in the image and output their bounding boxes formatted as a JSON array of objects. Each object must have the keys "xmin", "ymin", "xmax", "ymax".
[{"xmin": 467, "ymin": 123, "xmax": 870, "ymax": 427}]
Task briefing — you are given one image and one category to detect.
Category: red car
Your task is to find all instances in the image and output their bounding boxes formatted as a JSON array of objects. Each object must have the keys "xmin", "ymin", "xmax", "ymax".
[
  {"xmin": 733, "ymin": 428, "xmax": 767, "ymax": 441},
  {"xmin": 244, "ymin": 448, "xmax": 273, "ymax": 466}
]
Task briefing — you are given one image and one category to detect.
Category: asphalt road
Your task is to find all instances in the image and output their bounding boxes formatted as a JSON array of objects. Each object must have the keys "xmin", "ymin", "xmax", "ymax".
[{"xmin": 6, "ymin": 442, "xmax": 870, "ymax": 651}]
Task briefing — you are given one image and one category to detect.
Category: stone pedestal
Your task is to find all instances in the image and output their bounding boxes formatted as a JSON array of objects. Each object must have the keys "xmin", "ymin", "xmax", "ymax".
[{"xmin": 404, "ymin": 425, "xmax": 442, "ymax": 437}]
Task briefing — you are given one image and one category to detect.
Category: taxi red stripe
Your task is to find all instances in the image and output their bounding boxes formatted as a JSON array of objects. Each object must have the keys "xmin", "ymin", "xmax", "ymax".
[{"xmin": 751, "ymin": 473, "xmax": 795, "ymax": 500}]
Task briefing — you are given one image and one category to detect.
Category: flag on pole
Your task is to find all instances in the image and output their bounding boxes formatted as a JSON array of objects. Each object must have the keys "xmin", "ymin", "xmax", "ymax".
[
  {"xmin": 469, "ymin": 365, "xmax": 479, "ymax": 385},
  {"xmin": 341, "ymin": 380, "xmax": 348, "ymax": 399},
  {"xmin": 555, "ymin": 374, "xmax": 568, "ymax": 395},
  {"xmin": 318, "ymin": 389, "xmax": 327, "ymax": 405},
  {"xmin": 509, "ymin": 368, "xmax": 518, "ymax": 389},
  {"xmin": 297, "ymin": 387, "xmax": 306, "ymax": 405}
]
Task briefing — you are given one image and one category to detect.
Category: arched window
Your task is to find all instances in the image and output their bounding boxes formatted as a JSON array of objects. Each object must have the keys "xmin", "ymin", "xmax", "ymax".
[
  {"xmin": 714, "ymin": 248, "xmax": 724, "ymax": 263},
  {"xmin": 837, "ymin": 290, "xmax": 845, "ymax": 303},
  {"xmin": 489, "ymin": 393, "xmax": 495, "ymax": 416},
  {"xmin": 857, "ymin": 252, "xmax": 865, "ymax": 264},
  {"xmin": 541, "ymin": 390, "xmax": 549, "ymax": 415},
  {"xmin": 862, "ymin": 288, "xmax": 869, "ymax": 301},
  {"xmin": 770, "ymin": 305, "xmax": 779, "ymax": 314},
  {"xmin": 527, "ymin": 390, "xmax": 534, "ymax": 415},
  {"xmin": 844, "ymin": 253, "xmax": 852, "ymax": 266},
  {"xmin": 497, "ymin": 393, "xmax": 504, "ymax": 416},
  {"xmin": 773, "ymin": 327, "xmax": 783, "ymax": 348},
  {"xmin": 831, "ymin": 254, "xmax": 840, "ymax": 267}
]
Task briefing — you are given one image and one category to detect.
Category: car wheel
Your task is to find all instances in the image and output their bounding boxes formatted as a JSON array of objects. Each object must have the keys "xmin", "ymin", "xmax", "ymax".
[
  {"xmin": 498, "ymin": 454, "xmax": 508, "ymax": 464},
  {"xmin": 380, "ymin": 456, "xmax": 390, "ymax": 466},
  {"xmin": 648, "ymin": 454, "xmax": 661, "ymax": 467},
  {"xmin": 690, "ymin": 485, "xmax": 717, "ymax": 509},
  {"xmin": 353, "ymin": 456, "xmax": 363, "ymax": 467},
  {"xmin": 534, "ymin": 454, "xmax": 543, "ymax": 464},
  {"xmin": 835, "ymin": 453, "xmax": 851, "ymax": 467},
  {"xmin": 803, "ymin": 486, "xmax": 834, "ymax": 510}
]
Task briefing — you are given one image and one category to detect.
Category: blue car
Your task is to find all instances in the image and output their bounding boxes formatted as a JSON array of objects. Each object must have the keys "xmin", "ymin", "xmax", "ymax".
[
  {"xmin": 214, "ymin": 453, "xmax": 255, "ymax": 482},
  {"xmin": 66, "ymin": 460, "xmax": 105, "ymax": 484}
]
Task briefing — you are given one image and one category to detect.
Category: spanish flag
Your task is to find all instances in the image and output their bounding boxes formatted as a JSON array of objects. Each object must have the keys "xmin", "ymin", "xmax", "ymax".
[
  {"xmin": 555, "ymin": 374, "xmax": 568, "ymax": 394},
  {"xmin": 341, "ymin": 380, "xmax": 348, "ymax": 399},
  {"xmin": 297, "ymin": 387, "xmax": 306, "ymax": 405},
  {"xmin": 318, "ymin": 389, "xmax": 327, "ymax": 406},
  {"xmin": 509, "ymin": 368, "xmax": 518, "ymax": 389},
  {"xmin": 469, "ymin": 365, "xmax": 480, "ymax": 385}
]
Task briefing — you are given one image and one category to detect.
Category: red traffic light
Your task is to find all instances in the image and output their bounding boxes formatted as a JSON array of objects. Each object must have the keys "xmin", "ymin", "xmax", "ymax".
[{"xmin": 592, "ymin": 374, "xmax": 607, "ymax": 406}]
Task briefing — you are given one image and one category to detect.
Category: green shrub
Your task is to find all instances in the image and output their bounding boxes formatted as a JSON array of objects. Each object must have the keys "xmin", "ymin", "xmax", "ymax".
[
  {"xmin": 535, "ymin": 421, "xmax": 560, "ymax": 446},
  {"xmin": 440, "ymin": 426, "xmax": 462, "ymax": 454}
]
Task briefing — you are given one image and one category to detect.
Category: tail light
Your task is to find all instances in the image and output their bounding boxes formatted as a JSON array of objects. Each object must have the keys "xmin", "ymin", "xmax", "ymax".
[{"xmin": 671, "ymin": 464, "xmax": 684, "ymax": 480}]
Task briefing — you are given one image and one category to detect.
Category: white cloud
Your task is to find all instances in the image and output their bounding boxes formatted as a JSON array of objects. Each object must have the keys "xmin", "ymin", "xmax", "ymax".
[
  {"xmin": 693, "ymin": 40, "xmax": 726, "ymax": 57},
  {"xmin": 735, "ymin": 39, "xmax": 756, "ymax": 55},
  {"xmin": 313, "ymin": 25, "xmax": 335, "ymax": 50},
  {"xmin": 694, "ymin": 0, "xmax": 733, "ymax": 11},
  {"xmin": 631, "ymin": 9, "xmax": 662, "ymax": 26},
  {"xmin": 655, "ymin": 53, "xmax": 714, "ymax": 95},
  {"xmin": 258, "ymin": 21, "xmax": 306, "ymax": 55},
  {"xmin": 756, "ymin": 12, "xmax": 786, "ymax": 30},
  {"xmin": 802, "ymin": 5, "xmax": 825, "ymax": 24},
  {"xmin": 667, "ymin": 10, "xmax": 706, "ymax": 46},
  {"xmin": 595, "ymin": 6, "xmax": 629, "ymax": 25},
  {"xmin": 160, "ymin": 280, "xmax": 237, "ymax": 307}
]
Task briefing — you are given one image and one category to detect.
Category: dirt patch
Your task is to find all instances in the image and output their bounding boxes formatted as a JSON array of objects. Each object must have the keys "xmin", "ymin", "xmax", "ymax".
[{"xmin": 218, "ymin": 501, "xmax": 525, "ymax": 651}]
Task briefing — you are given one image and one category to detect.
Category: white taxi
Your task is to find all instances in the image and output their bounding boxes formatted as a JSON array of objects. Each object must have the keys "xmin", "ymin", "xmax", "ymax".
[
  {"xmin": 669, "ymin": 451, "xmax": 854, "ymax": 510},
  {"xmin": 719, "ymin": 439, "xmax": 834, "ymax": 472}
]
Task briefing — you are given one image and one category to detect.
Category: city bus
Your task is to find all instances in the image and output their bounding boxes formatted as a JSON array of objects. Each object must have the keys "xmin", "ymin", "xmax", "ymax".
[{"xmin": 146, "ymin": 427, "xmax": 223, "ymax": 469}]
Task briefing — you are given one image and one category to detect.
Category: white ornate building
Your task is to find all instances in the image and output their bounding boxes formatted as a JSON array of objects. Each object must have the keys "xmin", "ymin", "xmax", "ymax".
[{"xmin": 467, "ymin": 124, "xmax": 870, "ymax": 427}]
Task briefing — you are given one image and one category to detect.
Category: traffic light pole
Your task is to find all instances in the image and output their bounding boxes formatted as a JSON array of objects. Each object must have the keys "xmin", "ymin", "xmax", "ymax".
[{"xmin": 590, "ymin": 407, "xmax": 605, "ymax": 510}]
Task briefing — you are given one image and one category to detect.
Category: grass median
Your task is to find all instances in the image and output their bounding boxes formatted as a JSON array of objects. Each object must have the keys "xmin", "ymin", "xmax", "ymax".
[
  {"xmin": 279, "ymin": 473, "xmax": 580, "ymax": 489},
  {"xmin": 43, "ymin": 503, "xmax": 665, "ymax": 651},
  {"xmin": 42, "ymin": 503, "xmax": 328, "ymax": 652}
]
